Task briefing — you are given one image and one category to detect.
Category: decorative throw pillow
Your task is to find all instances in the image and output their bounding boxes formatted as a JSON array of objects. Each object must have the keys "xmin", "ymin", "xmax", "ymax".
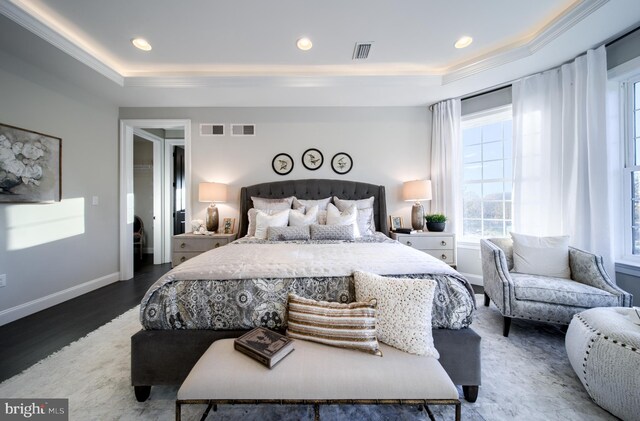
[
  {"xmin": 326, "ymin": 203, "xmax": 360, "ymax": 237},
  {"xmin": 289, "ymin": 205, "xmax": 319, "ymax": 226},
  {"xmin": 251, "ymin": 196, "xmax": 294, "ymax": 211},
  {"xmin": 286, "ymin": 293, "xmax": 382, "ymax": 356},
  {"xmin": 511, "ymin": 232, "xmax": 571, "ymax": 278},
  {"xmin": 309, "ymin": 224, "xmax": 355, "ymax": 241},
  {"xmin": 292, "ymin": 197, "xmax": 332, "ymax": 212},
  {"xmin": 254, "ymin": 209, "xmax": 290, "ymax": 240},
  {"xmin": 334, "ymin": 196, "xmax": 376, "ymax": 236},
  {"xmin": 267, "ymin": 225, "xmax": 311, "ymax": 241},
  {"xmin": 317, "ymin": 210, "xmax": 328, "ymax": 225},
  {"xmin": 354, "ymin": 271, "xmax": 439, "ymax": 358},
  {"xmin": 247, "ymin": 196, "xmax": 294, "ymax": 236}
]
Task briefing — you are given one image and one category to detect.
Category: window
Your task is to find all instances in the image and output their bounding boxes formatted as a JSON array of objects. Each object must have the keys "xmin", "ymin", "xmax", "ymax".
[
  {"xmin": 624, "ymin": 78, "xmax": 640, "ymax": 258},
  {"xmin": 460, "ymin": 106, "xmax": 513, "ymax": 241}
]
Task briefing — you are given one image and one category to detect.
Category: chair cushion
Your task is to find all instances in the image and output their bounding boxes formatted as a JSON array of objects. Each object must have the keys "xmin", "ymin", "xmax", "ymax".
[{"xmin": 511, "ymin": 273, "xmax": 618, "ymax": 308}]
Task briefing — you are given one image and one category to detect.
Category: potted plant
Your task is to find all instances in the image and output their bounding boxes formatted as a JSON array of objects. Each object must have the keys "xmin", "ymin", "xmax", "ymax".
[{"xmin": 425, "ymin": 214, "xmax": 447, "ymax": 232}]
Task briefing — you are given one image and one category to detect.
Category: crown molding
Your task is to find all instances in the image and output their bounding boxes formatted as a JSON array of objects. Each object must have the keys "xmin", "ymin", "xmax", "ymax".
[
  {"xmin": 0, "ymin": 0, "xmax": 124, "ymax": 85},
  {"xmin": 124, "ymin": 74, "xmax": 443, "ymax": 88},
  {"xmin": 443, "ymin": 0, "xmax": 609, "ymax": 84}
]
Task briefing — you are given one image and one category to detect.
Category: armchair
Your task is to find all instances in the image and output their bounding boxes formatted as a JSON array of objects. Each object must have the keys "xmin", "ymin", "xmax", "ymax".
[
  {"xmin": 480, "ymin": 238, "xmax": 632, "ymax": 337},
  {"xmin": 133, "ymin": 215, "xmax": 145, "ymax": 260}
]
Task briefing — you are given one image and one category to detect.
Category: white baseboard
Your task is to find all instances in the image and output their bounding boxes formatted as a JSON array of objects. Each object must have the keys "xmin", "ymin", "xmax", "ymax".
[
  {"xmin": 460, "ymin": 272, "xmax": 483, "ymax": 286},
  {"xmin": 0, "ymin": 272, "xmax": 119, "ymax": 326}
]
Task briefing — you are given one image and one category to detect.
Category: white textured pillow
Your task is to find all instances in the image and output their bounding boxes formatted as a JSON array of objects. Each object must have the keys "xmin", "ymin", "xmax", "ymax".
[
  {"xmin": 292, "ymin": 197, "xmax": 332, "ymax": 211},
  {"xmin": 251, "ymin": 196, "xmax": 294, "ymax": 211},
  {"xmin": 247, "ymin": 196, "xmax": 294, "ymax": 236},
  {"xmin": 289, "ymin": 205, "xmax": 319, "ymax": 226},
  {"xmin": 326, "ymin": 203, "xmax": 360, "ymax": 237},
  {"xmin": 334, "ymin": 196, "xmax": 376, "ymax": 236},
  {"xmin": 354, "ymin": 271, "xmax": 438, "ymax": 358},
  {"xmin": 511, "ymin": 232, "xmax": 571, "ymax": 278},
  {"xmin": 255, "ymin": 209, "xmax": 290, "ymax": 240},
  {"xmin": 317, "ymin": 210, "xmax": 328, "ymax": 225}
]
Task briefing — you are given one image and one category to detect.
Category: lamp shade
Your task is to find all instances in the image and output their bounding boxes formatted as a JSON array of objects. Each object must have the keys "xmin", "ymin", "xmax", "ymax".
[
  {"xmin": 199, "ymin": 182, "xmax": 227, "ymax": 203},
  {"xmin": 403, "ymin": 180, "xmax": 432, "ymax": 202}
]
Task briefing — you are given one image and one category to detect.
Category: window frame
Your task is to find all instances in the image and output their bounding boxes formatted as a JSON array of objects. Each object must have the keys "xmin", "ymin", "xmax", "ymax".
[
  {"xmin": 458, "ymin": 105, "xmax": 513, "ymax": 245},
  {"xmin": 622, "ymin": 75, "xmax": 640, "ymax": 262}
]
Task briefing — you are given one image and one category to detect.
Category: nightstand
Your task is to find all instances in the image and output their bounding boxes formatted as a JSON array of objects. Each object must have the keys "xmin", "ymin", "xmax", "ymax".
[
  {"xmin": 391, "ymin": 231, "xmax": 456, "ymax": 267},
  {"xmin": 172, "ymin": 232, "xmax": 237, "ymax": 267}
]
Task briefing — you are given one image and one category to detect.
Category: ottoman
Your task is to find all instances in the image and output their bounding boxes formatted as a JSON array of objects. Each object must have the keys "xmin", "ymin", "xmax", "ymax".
[{"xmin": 565, "ymin": 307, "xmax": 640, "ymax": 421}]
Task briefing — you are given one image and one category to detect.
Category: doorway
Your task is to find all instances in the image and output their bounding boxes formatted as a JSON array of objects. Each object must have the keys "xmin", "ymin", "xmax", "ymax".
[{"xmin": 119, "ymin": 119, "xmax": 191, "ymax": 281}]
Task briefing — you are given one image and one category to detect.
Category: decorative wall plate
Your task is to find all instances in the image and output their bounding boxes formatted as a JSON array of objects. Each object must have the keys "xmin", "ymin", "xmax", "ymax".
[
  {"xmin": 302, "ymin": 148, "xmax": 323, "ymax": 170},
  {"xmin": 331, "ymin": 152, "xmax": 353, "ymax": 175},
  {"xmin": 272, "ymin": 153, "xmax": 294, "ymax": 175}
]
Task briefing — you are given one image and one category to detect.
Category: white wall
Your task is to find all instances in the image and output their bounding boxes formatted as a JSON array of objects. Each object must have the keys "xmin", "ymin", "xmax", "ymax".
[
  {"xmin": 119, "ymin": 107, "xmax": 431, "ymax": 229},
  {"xmin": 0, "ymin": 50, "xmax": 119, "ymax": 324}
]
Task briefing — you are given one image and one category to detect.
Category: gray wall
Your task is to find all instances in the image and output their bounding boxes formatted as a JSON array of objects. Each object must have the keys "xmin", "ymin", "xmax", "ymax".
[
  {"xmin": 119, "ymin": 107, "xmax": 431, "ymax": 227},
  {"xmin": 0, "ymin": 51, "xmax": 119, "ymax": 321}
]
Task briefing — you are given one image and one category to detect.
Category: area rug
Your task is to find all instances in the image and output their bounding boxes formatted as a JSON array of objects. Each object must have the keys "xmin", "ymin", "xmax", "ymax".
[{"xmin": 0, "ymin": 296, "xmax": 617, "ymax": 420}]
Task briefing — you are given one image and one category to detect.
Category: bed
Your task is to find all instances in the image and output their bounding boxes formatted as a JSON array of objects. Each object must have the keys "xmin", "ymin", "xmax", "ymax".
[{"xmin": 131, "ymin": 179, "xmax": 481, "ymax": 402}]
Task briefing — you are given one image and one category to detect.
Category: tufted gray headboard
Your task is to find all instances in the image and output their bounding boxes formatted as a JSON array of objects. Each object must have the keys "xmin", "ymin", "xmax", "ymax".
[{"xmin": 238, "ymin": 179, "xmax": 388, "ymax": 237}]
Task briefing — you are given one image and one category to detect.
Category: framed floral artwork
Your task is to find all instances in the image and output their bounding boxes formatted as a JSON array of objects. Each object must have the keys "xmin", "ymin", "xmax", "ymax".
[{"xmin": 0, "ymin": 123, "xmax": 61, "ymax": 203}]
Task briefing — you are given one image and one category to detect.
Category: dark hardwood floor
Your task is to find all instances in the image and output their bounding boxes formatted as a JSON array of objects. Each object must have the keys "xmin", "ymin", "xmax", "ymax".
[{"xmin": 0, "ymin": 255, "xmax": 170, "ymax": 382}]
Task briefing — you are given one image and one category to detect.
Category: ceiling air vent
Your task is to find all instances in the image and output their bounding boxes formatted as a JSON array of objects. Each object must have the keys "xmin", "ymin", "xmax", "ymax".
[
  {"xmin": 352, "ymin": 42, "xmax": 373, "ymax": 60},
  {"xmin": 200, "ymin": 123, "xmax": 224, "ymax": 136},
  {"xmin": 231, "ymin": 124, "xmax": 256, "ymax": 136}
]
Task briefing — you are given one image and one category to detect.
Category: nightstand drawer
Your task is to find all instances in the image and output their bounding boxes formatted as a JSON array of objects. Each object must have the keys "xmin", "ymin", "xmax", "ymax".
[
  {"xmin": 172, "ymin": 252, "xmax": 201, "ymax": 266},
  {"xmin": 397, "ymin": 236, "xmax": 452, "ymax": 250},
  {"xmin": 173, "ymin": 237, "xmax": 228, "ymax": 252},
  {"xmin": 423, "ymin": 250, "xmax": 455, "ymax": 265}
]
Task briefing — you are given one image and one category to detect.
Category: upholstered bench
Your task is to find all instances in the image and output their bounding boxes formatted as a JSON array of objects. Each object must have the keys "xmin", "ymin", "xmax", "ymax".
[
  {"xmin": 565, "ymin": 307, "xmax": 640, "ymax": 421},
  {"xmin": 176, "ymin": 338, "xmax": 461, "ymax": 421}
]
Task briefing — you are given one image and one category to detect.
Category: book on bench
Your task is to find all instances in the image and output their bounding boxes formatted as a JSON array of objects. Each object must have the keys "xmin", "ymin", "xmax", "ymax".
[{"xmin": 234, "ymin": 327, "xmax": 295, "ymax": 369}]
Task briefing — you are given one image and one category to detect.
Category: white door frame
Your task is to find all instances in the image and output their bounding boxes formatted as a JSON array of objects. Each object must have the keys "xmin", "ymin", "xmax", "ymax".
[
  {"xmin": 164, "ymin": 138, "xmax": 185, "ymax": 263},
  {"xmin": 119, "ymin": 119, "xmax": 191, "ymax": 280}
]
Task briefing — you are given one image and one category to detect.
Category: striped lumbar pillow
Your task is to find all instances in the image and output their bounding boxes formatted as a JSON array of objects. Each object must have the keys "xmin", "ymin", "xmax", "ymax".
[{"xmin": 286, "ymin": 293, "xmax": 382, "ymax": 356}]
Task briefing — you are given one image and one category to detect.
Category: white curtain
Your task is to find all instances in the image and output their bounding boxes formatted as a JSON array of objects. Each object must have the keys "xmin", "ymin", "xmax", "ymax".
[
  {"xmin": 512, "ymin": 45, "xmax": 612, "ymax": 270},
  {"xmin": 430, "ymin": 98, "xmax": 461, "ymax": 232}
]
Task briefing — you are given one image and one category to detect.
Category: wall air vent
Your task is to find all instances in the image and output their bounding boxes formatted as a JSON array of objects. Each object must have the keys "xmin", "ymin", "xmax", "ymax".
[
  {"xmin": 200, "ymin": 123, "xmax": 224, "ymax": 136},
  {"xmin": 231, "ymin": 124, "xmax": 256, "ymax": 136},
  {"xmin": 352, "ymin": 42, "xmax": 373, "ymax": 60}
]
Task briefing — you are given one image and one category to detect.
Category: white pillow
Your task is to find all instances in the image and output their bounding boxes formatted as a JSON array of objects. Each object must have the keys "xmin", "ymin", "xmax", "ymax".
[
  {"xmin": 326, "ymin": 203, "xmax": 360, "ymax": 237},
  {"xmin": 511, "ymin": 232, "xmax": 571, "ymax": 278},
  {"xmin": 333, "ymin": 196, "xmax": 376, "ymax": 236},
  {"xmin": 247, "ymin": 197, "xmax": 294, "ymax": 236},
  {"xmin": 317, "ymin": 210, "xmax": 328, "ymax": 225},
  {"xmin": 251, "ymin": 196, "xmax": 294, "ymax": 211},
  {"xmin": 354, "ymin": 271, "xmax": 439, "ymax": 358},
  {"xmin": 292, "ymin": 197, "xmax": 332, "ymax": 211},
  {"xmin": 289, "ymin": 205, "xmax": 319, "ymax": 226},
  {"xmin": 254, "ymin": 209, "xmax": 290, "ymax": 240}
]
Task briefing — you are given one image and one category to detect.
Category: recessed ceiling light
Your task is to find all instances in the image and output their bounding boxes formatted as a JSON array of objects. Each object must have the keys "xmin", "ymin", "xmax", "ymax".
[
  {"xmin": 131, "ymin": 38, "xmax": 152, "ymax": 51},
  {"xmin": 296, "ymin": 37, "xmax": 313, "ymax": 51},
  {"xmin": 454, "ymin": 36, "xmax": 473, "ymax": 49}
]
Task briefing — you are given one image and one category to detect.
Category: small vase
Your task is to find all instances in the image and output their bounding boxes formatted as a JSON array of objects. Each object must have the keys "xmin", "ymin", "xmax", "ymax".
[{"xmin": 426, "ymin": 222, "xmax": 445, "ymax": 232}]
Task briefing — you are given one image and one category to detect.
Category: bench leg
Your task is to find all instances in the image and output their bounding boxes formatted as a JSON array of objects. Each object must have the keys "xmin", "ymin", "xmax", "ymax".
[
  {"xmin": 314, "ymin": 403, "xmax": 320, "ymax": 421},
  {"xmin": 175, "ymin": 401, "xmax": 181, "ymax": 421},
  {"xmin": 200, "ymin": 403, "xmax": 213, "ymax": 421},
  {"xmin": 455, "ymin": 401, "xmax": 461, "ymax": 421}
]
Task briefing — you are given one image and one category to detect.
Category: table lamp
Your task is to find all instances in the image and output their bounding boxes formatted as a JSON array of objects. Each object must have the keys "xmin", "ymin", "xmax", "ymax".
[
  {"xmin": 403, "ymin": 180, "xmax": 432, "ymax": 231},
  {"xmin": 198, "ymin": 182, "xmax": 227, "ymax": 232}
]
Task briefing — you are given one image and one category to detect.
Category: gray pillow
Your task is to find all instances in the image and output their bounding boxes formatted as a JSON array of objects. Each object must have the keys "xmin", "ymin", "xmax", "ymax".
[
  {"xmin": 267, "ymin": 225, "xmax": 311, "ymax": 241},
  {"xmin": 310, "ymin": 224, "xmax": 355, "ymax": 241}
]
